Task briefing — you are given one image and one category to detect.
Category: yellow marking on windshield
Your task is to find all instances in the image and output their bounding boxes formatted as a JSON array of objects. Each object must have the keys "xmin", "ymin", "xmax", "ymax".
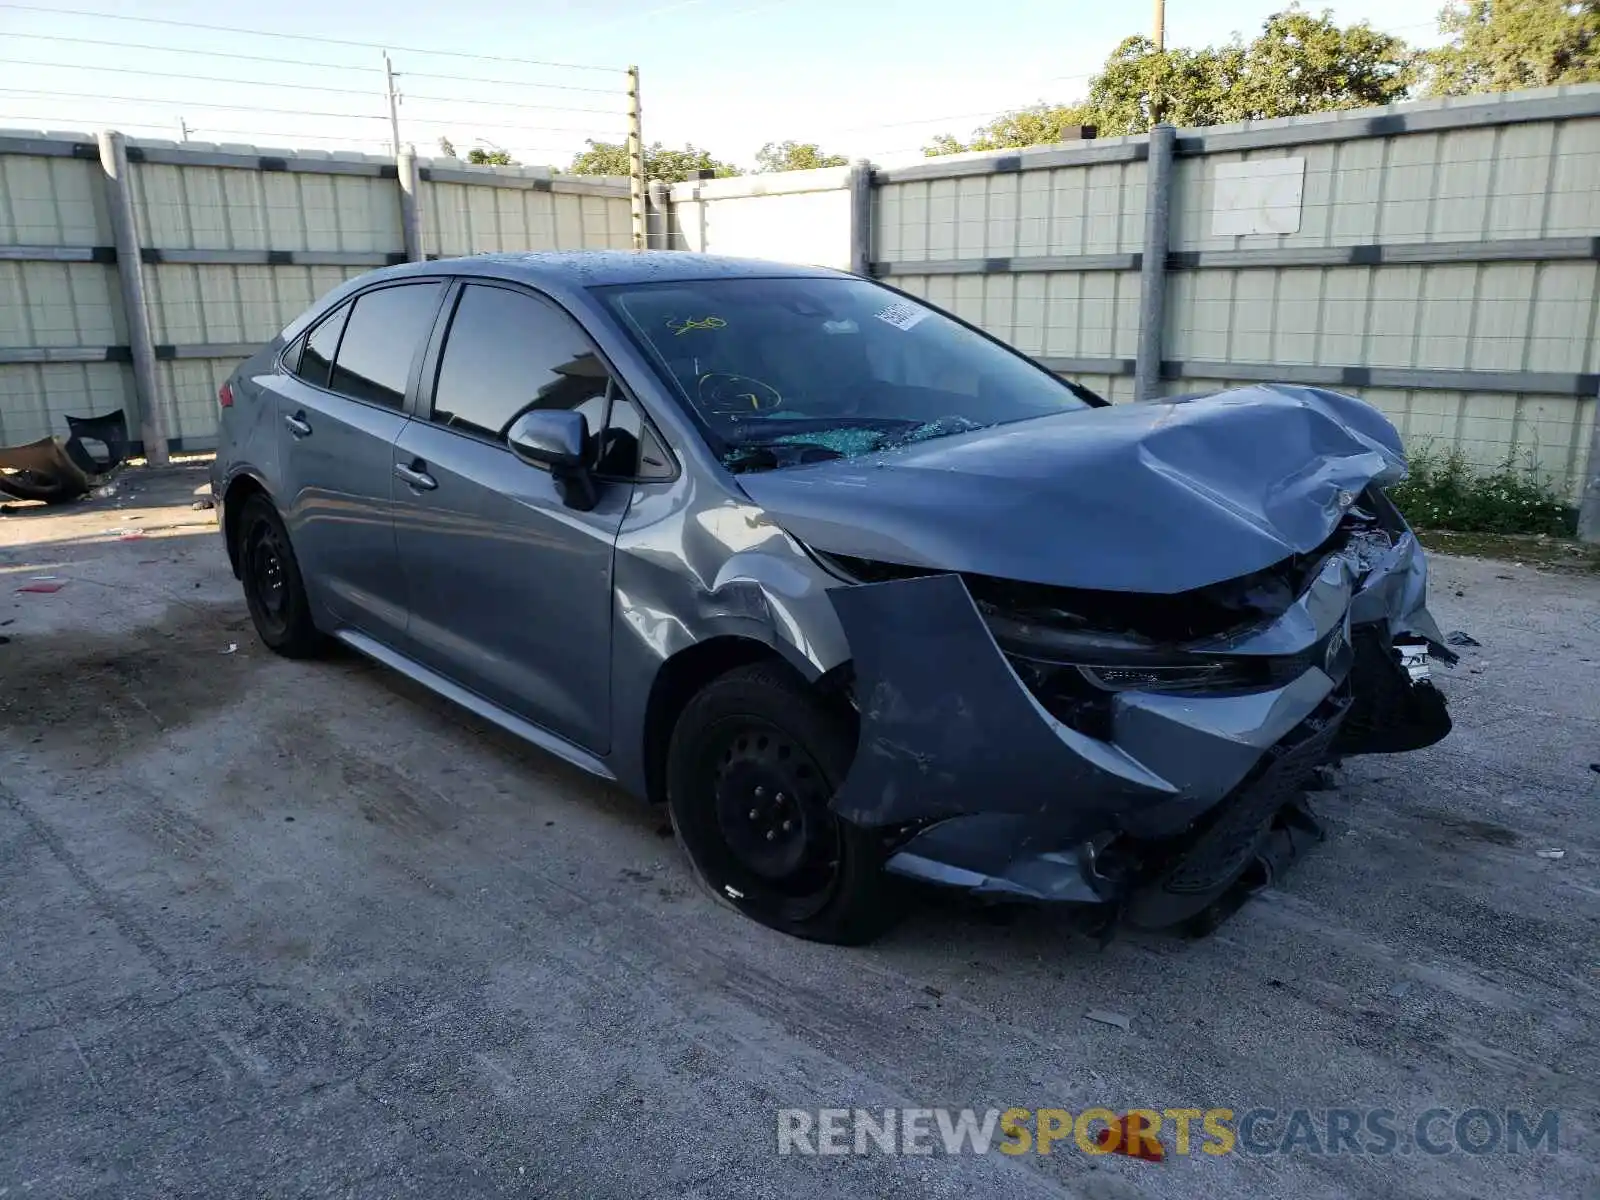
[{"xmin": 667, "ymin": 315, "xmax": 727, "ymax": 336}]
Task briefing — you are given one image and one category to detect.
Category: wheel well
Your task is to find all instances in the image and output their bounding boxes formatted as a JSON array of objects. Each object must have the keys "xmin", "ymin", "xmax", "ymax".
[
  {"xmin": 641, "ymin": 637, "xmax": 790, "ymax": 806},
  {"xmin": 222, "ymin": 474, "xmax": 269, "ymax": 577}
]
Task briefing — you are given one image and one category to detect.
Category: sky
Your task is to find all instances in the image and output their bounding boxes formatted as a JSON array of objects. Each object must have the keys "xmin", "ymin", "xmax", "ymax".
[{"xmin": 0, "ymin": 0, "xmax": 1449, "ymax": 168}]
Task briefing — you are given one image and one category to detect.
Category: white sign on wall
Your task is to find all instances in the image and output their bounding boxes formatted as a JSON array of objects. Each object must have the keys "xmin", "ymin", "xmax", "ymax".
[{"xmin": 1211, "ymin": 157, "xmax": 1306, "ymax": 236}]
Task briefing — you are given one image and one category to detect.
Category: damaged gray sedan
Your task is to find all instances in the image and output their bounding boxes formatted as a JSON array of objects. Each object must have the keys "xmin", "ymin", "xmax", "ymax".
[{"xmin": 213, "ymin": 251, "xmax": 1452, "ymax": 944}]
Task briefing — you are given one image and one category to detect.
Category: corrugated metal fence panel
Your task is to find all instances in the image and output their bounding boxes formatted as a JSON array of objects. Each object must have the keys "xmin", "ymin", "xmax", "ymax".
[
  {"xmin": 158, "ymin": 358, "xmax": 235, "ymax": 447},
  {"xmin": 1163, "ymin": 94, "xmax": 1600, "ymax": 497},
  {"xmin": 877, "ymin": 158, "xmax": 1146, "ymax": 264},
  {"xmin": 0, "ymin": 151, "xmax": 108, "ymax": 246},
  {"xmin": 0, "ymin": 148, "xmax": 129, "ymax": 447},
  {"xmin": 130, "ymin": 161, "xmax": 402, "ymax": 252},
  {"xmin": 1172, "ymin": 115, "xmax": 1600, "ymax": 253},
  {"xmin": 144, "ymin": 264, "xmax": 364, "ymax": 345},
  {"xmin": 0, "ymin": 362, "xmax": 133, "ymax": 449},
  {"xmin": 421, "ymin": 182, "xmax": 631, "ymax": 256}
]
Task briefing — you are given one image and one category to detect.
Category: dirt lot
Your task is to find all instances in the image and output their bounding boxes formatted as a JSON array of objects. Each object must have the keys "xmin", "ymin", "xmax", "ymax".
[{"xmin": 2, "ymin": 465, "xmax": 1598, "ymax": 1199}]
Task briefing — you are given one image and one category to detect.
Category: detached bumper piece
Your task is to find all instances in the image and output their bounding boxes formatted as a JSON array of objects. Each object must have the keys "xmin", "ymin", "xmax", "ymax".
[{"xmin": 0, "ymin": 411, "xmax": 131, "ymax": 503}]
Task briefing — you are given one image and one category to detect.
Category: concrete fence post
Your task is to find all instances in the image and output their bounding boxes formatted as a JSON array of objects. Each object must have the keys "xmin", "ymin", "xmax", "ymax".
[
  {"xmin": 97, "ymin": 130, "xmax": 167, "ymax": 466},
  {"xmin": 645, "ymin": 178, "xmax": 669, "ymax": 249},
  {"xmin": 1134, "ymin": 123, "xmax": 1176, "ymax": 404},
  {"xmin": 1578, "ymin": 384, "xmax": 1600, "ymax": 544},
  {"xmin": 849, "ymin": 158, "xmax": 874, "ymax": 277},
  {"xmin": 397, "ymin": 146, "xmax": 422, "ymax": 263}
]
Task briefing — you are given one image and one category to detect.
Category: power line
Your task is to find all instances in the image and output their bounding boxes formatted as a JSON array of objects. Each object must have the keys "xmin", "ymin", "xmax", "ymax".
[
  {"xmin": 400, "ymin": 71, "xmax": 620, "ymax": 96},
  {"xmin": 3, "ymin": 29, "xmax": 383, "ymax": 72},
  {"xmin": 0, "ymin": 3, "xmax": 623, "ymax": 72},
  {"xmin": 0, "ymin": 89, "xmax": 623, "ymax": 138},
  {"xmin": 401, "ymin": 92, "xmax": 621, "ymax": 116},
  {"xmin": 0, "ymin": 87, "xmax": 385, "ymax": 121},
  {"xmin": 0, "ymin": 59, "xmax": 623, "ymax": 115},
  {"xmin": 0, "ymin": 58, "xmax": 386, "ymax": 97}
]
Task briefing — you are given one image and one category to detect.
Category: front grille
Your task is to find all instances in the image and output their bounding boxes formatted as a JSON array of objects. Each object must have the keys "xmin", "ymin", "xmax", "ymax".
[{"xmin": 1162, "ymin": 695, "xmax": 1349, "ymax": 894}]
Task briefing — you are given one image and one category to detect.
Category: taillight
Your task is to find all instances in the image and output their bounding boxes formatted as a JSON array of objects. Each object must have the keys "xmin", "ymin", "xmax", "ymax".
[{"xmin": 218, "ymin": 381, "xmax": 234, "ymax": 408}]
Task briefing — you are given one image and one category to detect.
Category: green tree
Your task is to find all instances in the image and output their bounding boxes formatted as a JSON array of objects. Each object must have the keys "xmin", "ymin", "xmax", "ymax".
[
  {"xmin": 568, "ymin": 139, "xmax": 741, "ymax": 181},
  {"xmin": 922, "ymin": 103, "xmax": 1097, "ymax": 156},
  {"xmin": 922, "ymin": 5, "xmax": 1416, "ymax": 153},
  {"xmin": 467, "ymin": 147, "xmax": 516, "ymax": 165},
  {"xmin": 1430, "ymin": 0, "xmax": 1600, "ymax": 94},
  {"xmin": 754, "ymin": 140, "xmax": 849, "ymax": 171},
  {"xmin": 437, "ymin": 136, "xmax": 457, "ymax": 157}
]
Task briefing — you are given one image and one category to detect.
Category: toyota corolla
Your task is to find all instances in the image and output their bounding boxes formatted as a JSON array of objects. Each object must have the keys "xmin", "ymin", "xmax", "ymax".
[{"xmin": 212, "ymin": 251, "xmax": 1452, "ymax": 944}]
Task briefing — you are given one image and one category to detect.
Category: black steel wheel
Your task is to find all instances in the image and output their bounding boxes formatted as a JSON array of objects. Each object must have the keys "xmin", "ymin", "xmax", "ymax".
[
  {"xmin": 236, "ymin": 493, "xmax": 323, "ymax": 658},
  {"xmin": 666, "ymin": 662, "xmax": 898, "ymax": 944}
]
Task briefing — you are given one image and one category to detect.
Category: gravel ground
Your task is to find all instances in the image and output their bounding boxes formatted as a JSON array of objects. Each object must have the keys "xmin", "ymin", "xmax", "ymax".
[{"xmin": 2, "ymin": 466, "xmax": 1597, "ymax": 1199}]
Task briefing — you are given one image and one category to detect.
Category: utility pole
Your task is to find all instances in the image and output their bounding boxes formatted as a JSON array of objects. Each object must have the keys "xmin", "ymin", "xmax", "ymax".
[
  {"xmin": 627, "ymin": 65, "xmax": 645, "ymax": 251},
  {"xmin": 1150, "ymin": 0, "xmax": 1166, "ymax": 127},
  {"xmin": 383, "ymin": 51, "xmax": 402, "ymax": 158},
  {"xmin": 178, "ymin": 117, "xmax": 191, "ymax": 142}
]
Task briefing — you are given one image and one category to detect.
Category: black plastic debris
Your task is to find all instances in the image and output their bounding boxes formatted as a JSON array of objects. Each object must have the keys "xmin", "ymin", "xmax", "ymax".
[
  {"xmin": 1445, "ymin": 630, "xmax": 1481, "ymax": 647},
  {"xmin": 0, "ymin": 410, "xmax": 131, "ymax": 504}
]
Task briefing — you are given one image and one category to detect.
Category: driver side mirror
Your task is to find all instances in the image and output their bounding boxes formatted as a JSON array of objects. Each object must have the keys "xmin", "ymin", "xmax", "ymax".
[{"xmin": 506, "ymin": 408, "xmax": 598, "ymax": 512}]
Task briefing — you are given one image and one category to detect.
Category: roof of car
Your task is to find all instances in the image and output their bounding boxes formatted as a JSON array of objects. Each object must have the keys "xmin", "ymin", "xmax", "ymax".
[{"xmin": 433, "ymin": 250, "xmax": 850, "ymax": 287}]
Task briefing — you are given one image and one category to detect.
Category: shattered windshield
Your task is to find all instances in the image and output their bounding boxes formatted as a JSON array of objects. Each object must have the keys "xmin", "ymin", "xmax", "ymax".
[{"xmin": 595, "ymin": 277, "xmax": 1097, "ymax": 472}]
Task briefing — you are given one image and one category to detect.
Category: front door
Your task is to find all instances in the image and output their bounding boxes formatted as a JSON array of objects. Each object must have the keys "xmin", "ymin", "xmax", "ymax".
[
  {"xmin": 273, "ymin": 280, "xmax": 445, "ymax": 647},
  {"xmin": 392, "ymin": 282, "xmax": 630, "ymax": 754}
]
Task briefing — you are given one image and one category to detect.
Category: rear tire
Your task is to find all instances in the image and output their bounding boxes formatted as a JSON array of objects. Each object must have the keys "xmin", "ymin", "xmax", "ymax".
[
  {"xmin": 236, "ymin": 494, "xmax": 323, "ymax": 659},
  {"xmin": 666, "ymin": 662, "xmax": 899, "ymax": 945}
]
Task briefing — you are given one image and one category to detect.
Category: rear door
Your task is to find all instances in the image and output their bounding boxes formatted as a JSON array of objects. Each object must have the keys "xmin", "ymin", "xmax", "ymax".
[
  {"xmin": 274, "ymin": 279, "xmax": 445, "ymax": 646},
  {"xmin": 392, "ymin": 281, "xmax": 636, "ymax": 753}
]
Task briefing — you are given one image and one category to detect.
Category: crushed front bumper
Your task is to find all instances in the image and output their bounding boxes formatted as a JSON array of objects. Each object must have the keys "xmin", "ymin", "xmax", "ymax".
[{"xmin": 826, "ymin": 531, "xmax": 1450, "ymax": 930}]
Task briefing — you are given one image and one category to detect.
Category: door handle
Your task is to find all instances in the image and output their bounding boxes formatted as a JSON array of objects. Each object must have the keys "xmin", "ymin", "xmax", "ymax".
[
  {"xmin": 284, "ymin": 412, "xmax": 312, "ymax": 438},
  {"xmin": 394, "ymin": 461, "xmax": 438, "ymax": 491}
]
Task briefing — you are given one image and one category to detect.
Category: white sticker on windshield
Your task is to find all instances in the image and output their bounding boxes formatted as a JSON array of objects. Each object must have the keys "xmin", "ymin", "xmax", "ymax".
[{"xmin": 874, "ymin": 301, "xmax": 927, "ymax": 331}]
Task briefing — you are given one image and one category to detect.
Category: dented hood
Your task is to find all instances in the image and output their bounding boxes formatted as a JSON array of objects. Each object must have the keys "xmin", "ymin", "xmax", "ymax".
[{"xmin": 736, "ymin": 384, "xmax": 1406, "ymax": 594}]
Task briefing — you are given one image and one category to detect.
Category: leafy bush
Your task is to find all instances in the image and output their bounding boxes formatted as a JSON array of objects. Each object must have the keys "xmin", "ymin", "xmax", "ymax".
[{"xmin": 1389, "ymin": 445, "xmax": 1577, "ymax": 536}]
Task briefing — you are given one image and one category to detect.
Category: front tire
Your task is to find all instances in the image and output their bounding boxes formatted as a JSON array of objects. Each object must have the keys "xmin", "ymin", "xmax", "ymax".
[
  {"xmin": 666, "ymin": 662, "xmax": 898, "ymax": 945},
  {"xmin": 236, "ymin": 494, "xmax": 323, "ymax": 659}
]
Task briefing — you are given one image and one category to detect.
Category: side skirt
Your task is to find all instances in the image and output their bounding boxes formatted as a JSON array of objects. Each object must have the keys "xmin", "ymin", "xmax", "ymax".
[{"xmin": 332, "ymin": 628, "xmax": 618, "ymax": 783}]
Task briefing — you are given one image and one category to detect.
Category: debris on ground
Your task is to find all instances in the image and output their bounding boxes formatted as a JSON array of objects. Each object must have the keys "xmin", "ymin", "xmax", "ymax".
[
  {"xmin": 192, "ymin": 497, "xmax": 215, "ymax": 511},
  {"xmin": 17, "ymin": 580, "xmax": 65, "ymax": 594},
  {"xmin": 1536, "ymin": 849, "xmax": 1566, "ymax": 860},
  {"xmin": 221, "ymin": 642, "xmax": 238, "ymax": 655},
  {"xmin": 1084, "ymin": 1009, "xmax": 1132, "ymax": 1031},
  {"xmin": 0, "ymin": 411, "xmax": 130, "ymax": 504},
  {"xmin": 1446, "ymin": 631, "xmax": 1481, "ymax": 647}
]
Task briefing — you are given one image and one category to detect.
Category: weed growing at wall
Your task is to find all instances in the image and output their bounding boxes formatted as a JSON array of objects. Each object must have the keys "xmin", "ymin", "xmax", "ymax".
[{"xmin": 1390, "ymin": 445, "xmax": 1577, "ymax": 536}]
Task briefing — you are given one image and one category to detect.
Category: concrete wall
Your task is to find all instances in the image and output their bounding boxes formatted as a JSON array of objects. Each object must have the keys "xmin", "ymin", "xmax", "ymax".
[
  {"xmin": 669, "ymin": 167, "xmax": 854, "ymax": 271},
  {"xmin": 661, "ymin": 87, "xmax": 1600, "ymax": 501},
  {"xmin": 0, "ymin": 131, "xmax": 630, "ymax": 453}
]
